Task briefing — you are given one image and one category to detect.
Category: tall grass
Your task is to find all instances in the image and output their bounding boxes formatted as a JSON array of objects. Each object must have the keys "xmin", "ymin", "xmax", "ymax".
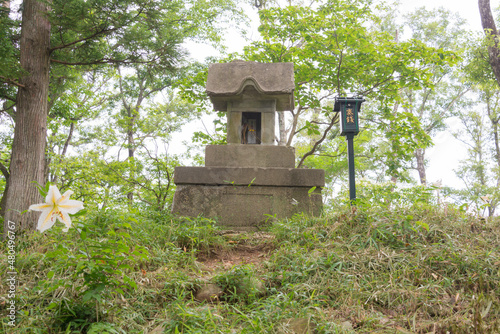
[{"xmin": 1, "ymin": 185, "xmax": 499, "ymax": 333}]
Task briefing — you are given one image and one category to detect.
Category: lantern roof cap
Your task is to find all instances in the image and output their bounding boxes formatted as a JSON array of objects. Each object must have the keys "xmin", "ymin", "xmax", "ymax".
[{"xmin": 206, "ymin": 60, "xmax": 295, "ymax": 111}]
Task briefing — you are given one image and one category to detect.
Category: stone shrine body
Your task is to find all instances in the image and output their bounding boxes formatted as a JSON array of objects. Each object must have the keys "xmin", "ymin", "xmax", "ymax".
[{"xmin": 172, "ymin": 61, "xmax": 325, "ymax": 230}]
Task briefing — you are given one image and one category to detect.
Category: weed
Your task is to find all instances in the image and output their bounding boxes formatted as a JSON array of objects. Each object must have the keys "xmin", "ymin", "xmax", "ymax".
[{"xmin": 1, "ymin": 186, "xmax": 499, "ymax": 333}]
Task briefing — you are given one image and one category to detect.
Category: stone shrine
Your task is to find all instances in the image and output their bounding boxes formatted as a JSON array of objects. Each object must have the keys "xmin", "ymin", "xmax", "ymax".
[{"xmin": 172, "ymin": 60, "xmax": 325, "ymax": 230}]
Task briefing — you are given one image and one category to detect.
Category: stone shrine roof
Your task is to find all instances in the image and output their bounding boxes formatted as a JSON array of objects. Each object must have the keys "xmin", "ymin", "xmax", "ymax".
[{"xmin": 206, "ymin": 60, "xmax": 295, "ymax": 111}]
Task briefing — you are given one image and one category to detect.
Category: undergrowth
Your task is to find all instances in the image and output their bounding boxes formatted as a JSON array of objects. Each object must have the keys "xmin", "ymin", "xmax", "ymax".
[{"xmin": 1, "ymin": 185, "xmax": 499, "ymax": 333}]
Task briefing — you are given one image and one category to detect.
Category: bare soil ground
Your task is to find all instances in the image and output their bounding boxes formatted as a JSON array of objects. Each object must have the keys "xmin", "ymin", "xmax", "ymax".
[{"xmin": 196, "ymin": 232, "xmax": 275, "ymax": 272}]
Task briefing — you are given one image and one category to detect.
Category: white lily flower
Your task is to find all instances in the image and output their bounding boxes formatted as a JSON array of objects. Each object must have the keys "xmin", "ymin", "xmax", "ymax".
[{"xmin": 29, "ymin": 185, "xmax": 84, "ymax": 232}]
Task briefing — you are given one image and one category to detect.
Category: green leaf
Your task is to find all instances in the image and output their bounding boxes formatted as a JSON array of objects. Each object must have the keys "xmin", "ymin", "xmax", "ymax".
[
  {"xmin": 415, "ymin": 221, "xmax": 429, "ymax": 232},
  {"xmin": 47, "ymin": 302, "xmax": 58, "ymax": 310},
  {"xmin": 80, "ymin": 226, "xmax": 88, "ymax": 240},
  {"xmin": 308, "ymin": 186, "xmax": 317, "ymax": 195}
]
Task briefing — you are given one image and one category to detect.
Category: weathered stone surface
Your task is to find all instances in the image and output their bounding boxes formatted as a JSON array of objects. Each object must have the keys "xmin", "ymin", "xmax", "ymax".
[
  {"xmin": 261, "ymin": 111, "xmax": 275, "ymax": 144},
  {"xmin": 171, "ymin": 184, "xmax": 323, "ymax": 230},
  {"xmin": 205, "ymin": 145, "xmax": 295, "ymax": 168},
  {"xmin": 206, "ymin": 60, "xmax": 294, "ymax": 111},
  {"xmin": 195, "ymin": 283, "xmax": 224, "ymax": 302},
  {"xmin": 206, "ymin": 61, "xmax": 294, "ymax": 95},
  {"xmin": 279, "ymin": 318, "xmax": 316, "ymax": 334},
  {"xmin": 230, "ymin": 99, "xmax": 276, "ymax": 112},
  {"xmin": 174, "ymin": 166, "xmax": 325, "ymax": 187},
  {"xmin": 340, "ymin": 321, "xmax": 354, "ymax": 331},
  {"xmin": 227, "ymin": 109, "xmax": 242, "ymax": 144},
  {"xmin": 235, "ymin": 277, "xmax": 266, "ymax": 297}
]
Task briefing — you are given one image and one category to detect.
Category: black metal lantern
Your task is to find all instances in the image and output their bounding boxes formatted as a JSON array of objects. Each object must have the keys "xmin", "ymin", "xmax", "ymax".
[
  {"xmin": 334, "ymin": 97, "xmax": 365, "ymax": 136},
  {"xmin": 334, "ymin": 96, "xmax": 365, "ymax": 204}
]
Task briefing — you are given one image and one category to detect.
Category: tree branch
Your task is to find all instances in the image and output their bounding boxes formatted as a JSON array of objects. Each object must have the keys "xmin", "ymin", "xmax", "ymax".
[
  {"xmin": 0, "ymin": 160, "xmax": 9, "ymax": 180},
  {"xmin": 0, "ymin": 75, "xmax": 25, "ymax": 88},
  {"xmin": 297, "ymin": 112, "xmax": 340, "ymax": 168},
  {"xmin": 50, "ymin": 57, "xmax": 158, "ymax": 66},
  {"xmin": 50, "ymin": 26, "xmax": 116, "ymax": 52}
]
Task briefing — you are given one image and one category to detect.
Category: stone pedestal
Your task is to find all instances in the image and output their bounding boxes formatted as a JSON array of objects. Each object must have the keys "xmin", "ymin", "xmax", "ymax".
[{"xmin": 172, "ymin": 145, "xmax": 324, "ymax": 230}]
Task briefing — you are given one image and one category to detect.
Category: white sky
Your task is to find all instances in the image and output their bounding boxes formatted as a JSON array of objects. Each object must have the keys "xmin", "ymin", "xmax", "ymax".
[{"xmin": 179, "ymin": 0, "xmax": 499, "ymax": 189}]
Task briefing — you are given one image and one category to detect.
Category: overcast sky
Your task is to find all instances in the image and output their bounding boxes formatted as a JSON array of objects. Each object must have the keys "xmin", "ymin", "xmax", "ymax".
[{"xmin": 400, "ymin": 0, "xmax": 485, "ymax": 32}]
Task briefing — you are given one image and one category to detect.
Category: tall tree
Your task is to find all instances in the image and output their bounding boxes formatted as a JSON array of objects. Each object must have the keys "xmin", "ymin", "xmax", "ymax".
[
  {"xmin": 479, "ymin": 0, "xmax": 500, "ymax": 87},
  {"xmin": 113, "ymin": 65, "xmax": 195, "ymax": 204},
  {"xmin": 454, "ymin": 107, "xmax": 499, "ymax": 216},
  {"xmin": 400, "ymin": 7, "xmax": 468, "ymax": 185},
  {"xmin": 0, "ymin": 0, "xmax": 242, "ymax": 234},
  {"xmin": 458, "ymin": 23, "xmax": 500, "ymax": 216},
  {"xmin": 3, "ymin": 0, "xmax": 51, "ymax": 233}
]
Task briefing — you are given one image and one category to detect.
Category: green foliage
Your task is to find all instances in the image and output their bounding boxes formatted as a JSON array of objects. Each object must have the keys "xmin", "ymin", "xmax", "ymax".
[
  {"xmin": 246, "ymin": 2, "xmax": 456, "ymax": 102},
  {"xmin": 49, "ymin": 150, "xmax": 122, "ymax": 208},
  {"xmin": 39, "ymin": 212, "xmax": 149, "ymax": 305},
  {"xmin": 239, "ymin": 1, "xmax": 457, "ymax": 179},
  {"xmin": 50, "ymin": 299, "xmax": 99, "ymax": 332},
  {"xmin": 192, "ymin": 112, "xmax": 228, "ymax": 146},
  {"xmin": 47, "ymin": 0, "xmax": 242, "ymax": 68},
  {"xmin": 369, "ymin": 103, "xmax": 433, "ymax": 181},
  {"xmin": 87, "ymin": 322, "xmax": 123, "ymax": 334},
  {"xmin": 1, "ymin": 202, "xmax": 499, "ymax": 333},
  {"xmin": 163, "ymin": 302, "xmax": 225, "ymax": 333},
  {"xmin": 0, "ymin": 5, "xmax": 21, "ymax": 109},
  {"xmin": 1, "ymin": 0, "xmax": 246, "ymax": 228},
  {"xmin": 214, "ymin": 264, "xmax": 264, "ymax": 304},
  {"xmin": 3, "ymin": 1, "xmax": 500, "ymax": 332},
  {"xmin": 266, "ymin": 199, "xmax": 499, "ymax": 333},
  {"xmin": 178, "ymin": 58, "xmax": 232, "ymax": 147},
  {"xmin": 160, "ymin": 215, "xmax": 223, "ymax": 254},
  {"xmin": 273, "ymin": 183, "xmax": 448, "ymax": 251},
  {"xmin": 453, "ymin": 108, "xmax": 500, "ymax": 216}
]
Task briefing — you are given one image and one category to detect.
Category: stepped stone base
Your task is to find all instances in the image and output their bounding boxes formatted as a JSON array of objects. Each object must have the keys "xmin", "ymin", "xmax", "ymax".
[
  {"xmin": 172, "ymin": 144, "xmax": 325, "ymax": 230},
  {"xmin": 174, "ymin": 166, "xmax": 324, "ymax": 187},
  {"xmin": 205, "ymin": 145, "xmax": 295, "ymax": 168},
  {"xmin": 172, "ymin": 184, "xmax": 323, "ymax": 230}
]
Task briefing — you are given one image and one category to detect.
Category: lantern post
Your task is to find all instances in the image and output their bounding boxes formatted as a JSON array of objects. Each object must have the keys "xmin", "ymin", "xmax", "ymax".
[{"xmin": 334, "ymin": 97, "xmax": 365, "ymax": 204}]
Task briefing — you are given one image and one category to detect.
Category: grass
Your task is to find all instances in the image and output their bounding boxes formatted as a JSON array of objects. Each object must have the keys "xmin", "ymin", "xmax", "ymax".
[{"xmin": 1, "ymin": 192, "xmax": 499, "ymax": 333}]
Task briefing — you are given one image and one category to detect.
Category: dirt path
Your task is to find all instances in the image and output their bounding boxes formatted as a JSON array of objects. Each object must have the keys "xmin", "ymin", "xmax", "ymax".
[{"xmin": 197, "ymin": 232, "xmax": 275, "ymax": 272}]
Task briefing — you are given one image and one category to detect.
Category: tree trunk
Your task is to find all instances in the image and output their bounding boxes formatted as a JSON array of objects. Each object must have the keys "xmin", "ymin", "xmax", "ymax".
[
  {"xmin": 3, "ymin": 0, "xmax": 51, "ymax": 235},
  {"xmin": 485, "ymin": 94, "xmax": 500, "ymax": 186},
  {"xmin": 286, "ymin": 107, "xmax": 302, "ymax": 146},
  {"xmin": 479, "ymin": 0, "xmax": 500, "ymax": 87},
  {"xmin": 0, "ymin": 162, "xmax": 9, "ymax": 218},
  {"xmin": 127, "ymin": 106, "xmax": 136, "ymax": 204},
  {"xmin": 493, "ymin": 121, "xmax": 500, "ymax": 187},
  {"xmin": 51, "ymin": 122, "xmax": 75, "ymax": 183},
  {"xmin": 415, "ymin": 148, "xmax": 427, "ymax": 185}
]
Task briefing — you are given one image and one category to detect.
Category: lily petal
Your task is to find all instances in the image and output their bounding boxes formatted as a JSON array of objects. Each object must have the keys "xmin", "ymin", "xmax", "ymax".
[
  {"xmin": 37, "ymin": 207, "xmax": 57, "ymax": 232},
  {"xmin": 57, "ymin": 210, "xmax": 73, "ymax": 232},
  {"xmin": 58, "ymin": 200, "xmax": 84, "ymax": 214},
  {"xmin": 45, "ymin": 185, "xmax": 62, "ymax": 205},
  {"xmin": 29, "ymin": 203, "xmax": 53, "ymax": 212},
  {"xmin": 59, "ymin": 190, "xmax": 74, "ymax": 203}
]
